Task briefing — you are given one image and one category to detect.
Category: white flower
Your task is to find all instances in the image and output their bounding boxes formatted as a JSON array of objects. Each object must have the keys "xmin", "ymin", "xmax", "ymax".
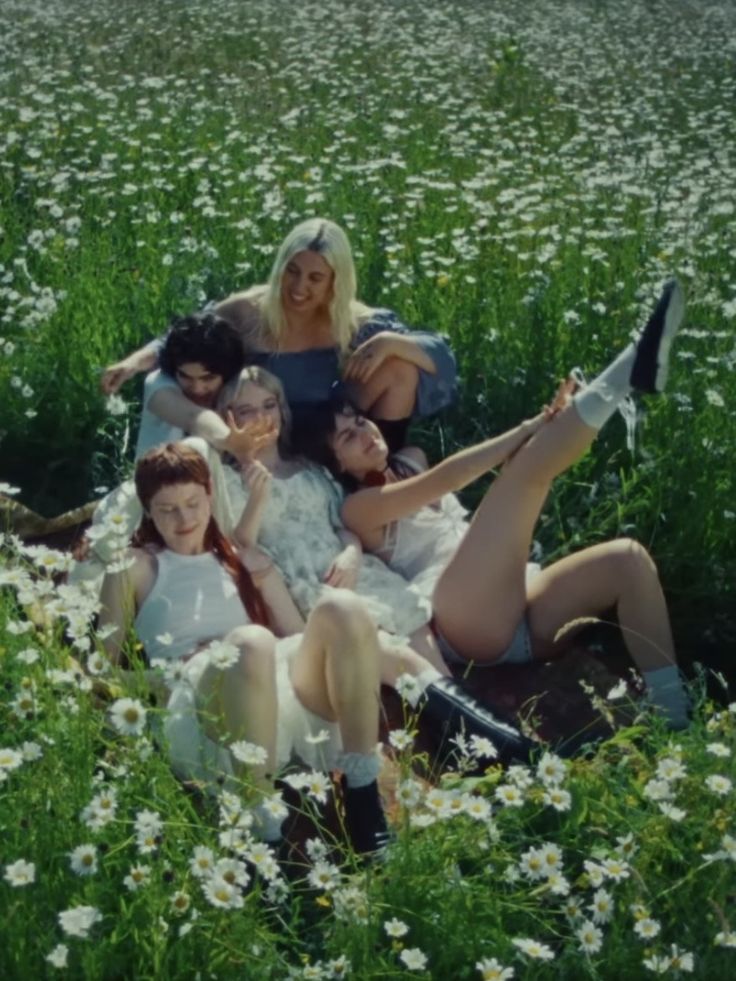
[
  {"xmin": 4, "ymin": 859, "xmax": 35, "ymax": 886},
  {"xmin": 170, "ymin": 891, "xmax": 191, "ymax": 915},
  {"xmin": 0, "ymin": 482, "xmax": 21, "ymax": 496},
  {"xmin": 395, "ymin": 672, "xmax": 422, "ymax": 704},
  {"xmin": 105, "ymin": 394, "xmax": 127, "ymax": 416},
  {"xmin": 16, "ymin": 647, "xmax": 40, "ymax": 665},
  {"xmin": 706, "ymin": 742, "xmax": 731, "ymax": 758},
  {"xmin": 667, "ymin": 945, "xmax": 694, "ymax": 973},
  {"xmin": 643, "ymin": 778, "xmax": 674, "ymax": 802},
  {"xmin": 46, "ymin": 944, "xmax": 69, "ymax": 969},
  {"xmin": 203, "ymin": 875, "xmax": 244, "ymax": 910},
  {"xmin": 494, "ymin": 784, "xmax": 524, "ymax": 808},
  {"xmin": 304, "ymin": 728, "xmax": 331, "ymax": 745},
  {"xmin": 606, "ymin": 679, "xmax": 628, "ymax": 700},
  {"xmin": 543, "ymin": 787, "xmax": 572, "ymax": 812},
  {"xmin": 601, "ymin": 857, "xmax": 629, "ymax": 881},
  {"xmin": 124, "ymin": 864, "xmax": 152, "ymax": 891},
  {"xmin": 307, "ymin": 860, "xmax": 341, "ymax": 892},
  {"xmin": 577, "ymin": 919, "xmax": 603, "ymax": 954},
  {"xmin": 463, "ymin": 795, "xmax": 492, "ymax": 821},
  {"xmin": 384, "ymin": 917, "xmax": 409, "ymax": 938},
  {"xmin": 214, "ymin": 857, "xmax": 251, "ymax": 888},
  {"xmin": 230, "ymin": 740, "xmax": 268, "ymax": 766},
  {"xmin": 705, "ymin": 774, "xmax": 732, "ymax": 796},
  {"xmin": 388, "ymin": 728, "xmax": 414, "ymax": 751},
  {"xmin": 643, "ymin": 954, "xmax": 670, "ymax": 974},
  {"xmin": 656, "ymin": 757, "xmax": 686, "ymax": 781},
  {"xmin": 205, "ymin": 640, "xmax": 240, "ymax": 670},
  {"xmin": 190, "ymin": 846, "xmax": 215, "ymax": 879},
  {"xmin": 396, "ymin": 778, "xmax": 423, "ymax": 809},
  {"xmin": 536, "ymin": 752, "xmax": 567, "ymax": 785},
  {"xmin": 469, "ymin": 735, "xmax": 498, "ymax": 759},
  {"xmin": 58, "ymin": 904, "xmax": 102, "ymax": 938},
  {"xmin": 634, "ymin": 918, "xmax": 661, "ymax": 940},
  {"xmin": 715, "ymin": 930, "xmax": 736, "ymax": 948},
  {"xmin": 399, "ymin": 947, "xmax": 428, "ymax": 971},
  {"xmin": 69, "ymin": 844, "xmax": 98, "ymax": 877},
  {"xmin": 0, "ymin": 748, "xmax": 24, "ymax": 772},
  {"xmin": 658, "ymin": 802, "xmax": 687, "ymax": 822},
  {"xmin": 476, "ymin": 957, "xmax": 514, "ymax": 980},
  {"xmin": 109, "ymin": 697, "xmax": 147, "ymax": 736},
  {"xmin": 519, "ymin": 847, "xmax": 546, "ymax": 881},
  {"xmin": 589, "ymin": 888, "xmax": 614, "ymax": 924},
  {"xmin": 511, "ymin": 937, "xmax": 555, "ymax": 961}
]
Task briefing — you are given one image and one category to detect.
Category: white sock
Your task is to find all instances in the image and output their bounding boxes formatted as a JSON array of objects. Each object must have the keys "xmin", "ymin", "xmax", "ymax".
[
  {"xmin": 338, "ymin": 751, "xmax": 382, "ymax": 789},
  {"xmin": 400, "ymin": 667, "xmax": 443, "ymax": 708},
  {"xmin": 642, "ymin": 665, "xmax": 690, "ymax": 730},
  {"xmin": 573, "ymin": 343, "xmax": 636, "ymax": 430}
]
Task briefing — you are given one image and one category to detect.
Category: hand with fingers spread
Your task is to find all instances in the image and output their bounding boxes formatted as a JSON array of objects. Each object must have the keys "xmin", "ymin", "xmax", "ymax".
[{"xmin": 223, "ymin": 411, "xmax": 278, "ymax": 463}]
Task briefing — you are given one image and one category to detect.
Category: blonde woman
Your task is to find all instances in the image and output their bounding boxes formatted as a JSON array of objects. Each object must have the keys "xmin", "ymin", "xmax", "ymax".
[{"xmin": 102, "ymin": 218, "xmax": 457, "ymax": 450}]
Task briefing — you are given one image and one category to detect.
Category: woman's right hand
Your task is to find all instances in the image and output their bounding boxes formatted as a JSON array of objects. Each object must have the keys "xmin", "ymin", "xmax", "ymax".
[
  {"xmin": 241, "ymin": 460, "xmax": 272, "ymax": 499},
  {"xmin": 223, "ymin": 411, "xmax": 277, "ymax": 462},
  {"xmin": 100, "ymin": 358, "xmax": 140, "ymax": 394}
]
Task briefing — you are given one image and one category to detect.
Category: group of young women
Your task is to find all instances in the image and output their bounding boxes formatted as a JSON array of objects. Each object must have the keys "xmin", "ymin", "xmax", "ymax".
[{"xmin": 97, "ymin": 217, "xmax": 689, "ymax": 855}]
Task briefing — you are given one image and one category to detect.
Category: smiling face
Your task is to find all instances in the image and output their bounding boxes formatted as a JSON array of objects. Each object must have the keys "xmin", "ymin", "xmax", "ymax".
[
  {"xmin": 330, "ymin": 410, "xmax": 388, "ymax": 480},
  {"xmin": 280, "ymin": 249, "xmax": 334, "ymax": 319},
  {"xmin": 174, "ymin": 362, "xmax": 224, "ymax": 407},
  {"xmin": 228, "ymin": 381, "xmax": 282, "ymax": 447},
  {"xmin": 147, "ymin": 481, "xmax": 212, "ymax": 555}
]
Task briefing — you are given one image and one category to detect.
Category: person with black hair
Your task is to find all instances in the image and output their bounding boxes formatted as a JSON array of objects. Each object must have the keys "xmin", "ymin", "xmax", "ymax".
[{"xmin": 135, "ymin": 311, "xmax": 247, "ymax": 459}]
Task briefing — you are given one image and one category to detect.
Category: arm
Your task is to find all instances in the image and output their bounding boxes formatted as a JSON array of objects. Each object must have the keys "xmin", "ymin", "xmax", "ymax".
[
  {"xmin": 232, "ymin": 461, "xmax": 272, "ymax": 549},
  {"xmin": 342, "ymin": 414, "xmax": 547, "ymax": 540},
  {"xmin": 146, "ymin": 389, "xmax": 270, "ymax": 459},
  {"xmin": 98, "ymin": 551, "xmax": 149, "ymax": 664},
  {"xmin": 101, "ymin": 340, "xmax": 161, "ymax": 394},
  {"xmin": 239, "ymin": 547, "xmax": 306, "ymax": 636},
  {"xmin": 322, "ymin": 528, "xmax": 362, "ymax": 589}
]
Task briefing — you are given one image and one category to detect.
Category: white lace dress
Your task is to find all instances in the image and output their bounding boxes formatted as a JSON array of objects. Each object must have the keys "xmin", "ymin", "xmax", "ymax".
[{"xmin": 223, "ymin": 464, "xmax": 431, "ymax": 638}]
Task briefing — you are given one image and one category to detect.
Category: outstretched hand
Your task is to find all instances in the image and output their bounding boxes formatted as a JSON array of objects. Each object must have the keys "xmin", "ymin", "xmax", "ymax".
[
  {"xmin": 100, "ymin": 360, "xmax": 138, "ymax": 395},
  {"xmin": 223, "ymin": 411, "xmax": 278, "ymax": 462}
]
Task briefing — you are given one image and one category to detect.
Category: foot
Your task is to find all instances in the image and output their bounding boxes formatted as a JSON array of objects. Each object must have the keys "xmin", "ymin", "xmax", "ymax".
[
  {"xmin": 342, "ymin": 779, "xmax": 391, "ymax": 856},
  {"xmin": 630, "ymin": 279, "xmax": 685, "ymax": 393}
]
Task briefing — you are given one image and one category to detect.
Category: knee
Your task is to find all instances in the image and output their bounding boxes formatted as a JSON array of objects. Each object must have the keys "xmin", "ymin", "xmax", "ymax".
[
  {"xmin": 311, "ymin": 591, "xmax": 377, "ymax": 647},
  {"xmin": 612, "ymin": 537, "xmax": 659, "ymax": 583},
  {"xmin": 226, "ymin": 625, "xmax": 276, "ymax": 682},
  {"xmin": 373, "ymin": 356, "xmax": 420, "ymax": 395}
]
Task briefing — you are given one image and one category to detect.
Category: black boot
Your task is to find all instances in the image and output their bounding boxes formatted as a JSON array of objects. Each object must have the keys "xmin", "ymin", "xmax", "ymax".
[
  {"xmin": 420, "ymin": 678, "xmax": 535, "ymax": 770},
  {"xmin": 342, "ymin": 779, "xmax": 390, "ymax": 856}
]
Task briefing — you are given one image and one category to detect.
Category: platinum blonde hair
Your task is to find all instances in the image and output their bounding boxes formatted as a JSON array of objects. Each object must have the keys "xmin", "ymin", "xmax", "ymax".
[
  {"xmin": 217, "ymin": 365, "xmax": 292, "ymax": 453},
  {"xmin": 256, "ymin": 218, "xmax": 372, "ymax": 353}
]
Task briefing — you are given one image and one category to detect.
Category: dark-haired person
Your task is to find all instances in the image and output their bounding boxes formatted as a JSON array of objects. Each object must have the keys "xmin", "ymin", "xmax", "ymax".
[
  {"xmin": 99, "ymin": 442, "xmax": 391, "ymax": 855},
  {"xmin": 102, "ymin": 218, "xmax": 457, "ymax": 452},
  {"xmin": 296, "ymin": 282, "xmax": 691, "ymax": 730},
  {"xmin": 135, "ymin": 311, "xmax": 247, "ymax": 459}
]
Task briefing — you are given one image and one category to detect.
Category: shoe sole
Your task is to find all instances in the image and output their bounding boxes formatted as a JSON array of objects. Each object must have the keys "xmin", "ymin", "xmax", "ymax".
[{"xmin": 630, "ymin": 279, "xmax": 685, "ymax": 393}]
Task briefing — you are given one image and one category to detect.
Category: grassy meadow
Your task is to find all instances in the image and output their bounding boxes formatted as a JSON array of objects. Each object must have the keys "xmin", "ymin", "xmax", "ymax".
[{"xmin": 1, "ymin": 0, "xmax": 735, "ymax": 976}]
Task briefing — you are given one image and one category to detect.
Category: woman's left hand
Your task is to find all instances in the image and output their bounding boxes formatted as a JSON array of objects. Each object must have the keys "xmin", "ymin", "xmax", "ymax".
[
  {"xmin": 343, "ymin": 332, "xmax": 398, "ymax": 383},
  {"xmin": 323, "ymin": 545, "xmax": 361, "ymax": 589}
]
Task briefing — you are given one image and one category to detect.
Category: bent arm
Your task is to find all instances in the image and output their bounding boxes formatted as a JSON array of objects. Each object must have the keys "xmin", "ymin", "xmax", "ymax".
[
  {"xmin": 147, "ymin": 387, "xmax": 233, "ymax": 450},
  {"xmin": 239, "ymin": 547, "xmax": 306, "ymax": 636},
  {"xmin": 101, "ymin": 340, "xmax": 161, "ymax": 394},
  {"xmin": 342, "ymin": 415, "xmax": 545, "ymax": 539},
  {"xmin": 98, "ymin": 559, "xmax": 139, "ymax": 665}
]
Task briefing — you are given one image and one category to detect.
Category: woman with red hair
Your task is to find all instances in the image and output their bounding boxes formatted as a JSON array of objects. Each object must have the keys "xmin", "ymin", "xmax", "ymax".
[{"xmin": 99, "ymin": 442, "xmax": 391, "ymax": 855}]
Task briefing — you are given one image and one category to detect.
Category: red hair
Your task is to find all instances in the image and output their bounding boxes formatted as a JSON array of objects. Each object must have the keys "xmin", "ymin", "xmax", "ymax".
[{"xmin": 133, "ymin": 443, "xmax": 269, "ymax": 626}]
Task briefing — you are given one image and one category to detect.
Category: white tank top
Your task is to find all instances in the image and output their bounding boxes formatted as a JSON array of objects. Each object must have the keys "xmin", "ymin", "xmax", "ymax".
[{"xmin": 135, "ymin": 549, "xmax": 249, "ymax": 662}]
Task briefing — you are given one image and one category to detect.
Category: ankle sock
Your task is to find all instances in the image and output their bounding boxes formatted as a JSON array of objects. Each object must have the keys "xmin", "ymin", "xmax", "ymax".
[
  {"xmin": 337, "ymin": 750, "xmax": 382, "ymax": 789},
  {"xmin": 573, "ymin": 343, "xmax": 636, "ymax": 430},
  {"xmin": 642, "ymin": 664, "xmax": 690, "ymax": 730}
]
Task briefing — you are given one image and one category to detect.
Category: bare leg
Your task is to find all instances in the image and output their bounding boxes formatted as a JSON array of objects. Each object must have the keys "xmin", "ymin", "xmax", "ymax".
[
  {"xmin": 289, "ymin": 591, "xmax": 381, "ymax": 752},
  {"xmin": 525, "ymin": 539, "xmax": 676, "ymax": 671},
  {"xmin": 433, "ymin": 404, "xmax": 596, "ymax": 660},
  {"xmin": 196, "ymin": 624, "xmax": 278, "ymax": 790},
  {"xmin": 350, "ymin": 357, "xmax": 419, "ymax": 420}
]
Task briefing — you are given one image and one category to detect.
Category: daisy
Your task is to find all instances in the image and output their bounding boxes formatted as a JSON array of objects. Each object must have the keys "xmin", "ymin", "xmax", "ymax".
[
  {"xmin": 589, "ymin": 888, "xmax": 614, "ymax": 924},
  {"xmin": 46, "ymin": 945, "xmax": 69, "ymax": 969},
  {"xmin": 543, "ymin": 787, "xmax": 572, "ymax": 812},
  {"xmin": 0, "ymin": 747, "xmax": 24, "ymax": 772},
  {"xmin": 399, "ymin": 947, "xmax": 428, "ymax": 971},
  {"xmin": 667, "ymin": 945, "xmax": 694, "ymax": 973},
  {"xmin": 536, "ymin": 752, "xmax": 567, "ymax": 785},
  {"xmin": 58, "ymin": 905, "xmax": 102, "ymax": 939},
  {"xmin": 715, "ymin": 931, "xmax": 736, "ymax": 948},
  {"xmin": 511, "ymin": 937, "xmax": 555, "ymax": 961},
  {"xmin": 389, "ymin": 728, "xmax": 414, "ymax": 751},
  {"xmin": 494, "ymin": 784, "xmax": 524, "ymax": 808},
  {"xmin": 190, "ymin": 846, "xmax": 216, "ymax": 879},
  {"xmin": 705, "ymin": 774, "xmax": 732, "ymax": 796},
  {"xmin": 706, "ymin": 742, "xmax": 730, "ymax": 757},
  {"xmin": 384, "ymin": 917, "xmax": 409, "ymax": 938},
  {"xmin": 230, "ymin": 740, "xmax": 268, "ymax": 766},
  {"xmin": 124, "ymin": 864, "xmax": 152, "ymax": 891},
  {"xmin": 170, "ymin": 891, "xmax": 191, "ymax": 915},
  {"xmin": 205, "ymin": 640, "xmax": 240, "ymax": 670},
  {"xmin": 4, "ymin": 859, "xmax": 35, "ymax": 886},
  {"xmin": 577, "ymin": 919, "xmax": 603, "ymax": 954},
  {"xmin": 634, "ymin": 918, "xmax": 661, "ymax": 941},
  {"xmin": 109, "ymin": 697, "xmax": 147, "ymax": 736},
  {"xmin": 476, "ymin": 957, "xmax": 514, "ymax": 980},
  {"xmin": 307, "ymin": 860, "xmax": 341, "ymax": 892},
  {"xmin": 203, "ymin": 875, "xmax": 244, "ymax": 910},
  {"xmin": 69, "ymin": 844, "xmax": 98, "ymax": 877},
  {"xmin": 213, "ymin": 857, "xmax": 250, "ymax": 888}
]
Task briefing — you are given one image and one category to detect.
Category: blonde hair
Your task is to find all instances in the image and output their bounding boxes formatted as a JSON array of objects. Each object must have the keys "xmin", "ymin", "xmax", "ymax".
[
  {"xmin": 255, "ymin": 218, "xmax": 372, "ymax": 353},
  {"xmin": 217, "ymin": 365, "xmax": 293, "ymax": 455}
]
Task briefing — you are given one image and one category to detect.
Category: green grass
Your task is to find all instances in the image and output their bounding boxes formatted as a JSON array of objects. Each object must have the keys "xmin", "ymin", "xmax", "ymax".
[{"xmin": 1, "ymin": 0, "xmax": 736, "ymax": 975}]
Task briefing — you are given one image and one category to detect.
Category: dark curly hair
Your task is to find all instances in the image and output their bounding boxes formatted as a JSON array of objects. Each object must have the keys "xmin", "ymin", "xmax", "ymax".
[{"xmin": 159, "ymin": 312, "xmax": 244, "ymax": 382}]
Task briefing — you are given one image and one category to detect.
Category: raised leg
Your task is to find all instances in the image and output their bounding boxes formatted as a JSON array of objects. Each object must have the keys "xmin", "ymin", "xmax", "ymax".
[
  {"xmin": 433, "ymin": 404, "xmax": 596, "ymax": 660},
  {"xmin": 349, "ymin": 356, "xmax": 419, "ymax": 420}
]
